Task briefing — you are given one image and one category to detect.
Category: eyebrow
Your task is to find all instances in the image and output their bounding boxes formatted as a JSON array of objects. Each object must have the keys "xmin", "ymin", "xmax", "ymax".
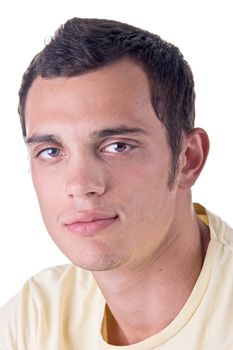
[
  {"xmin": 25, "ymin": 134, "xmax": 62, "ymax": 145},
  {"xmin": 90, "ymin": 126, "xmax": 148, "ymax": 138},
  {"xmin": 25, "ymin": 126, "xmax": 148, "ymax": 145}
]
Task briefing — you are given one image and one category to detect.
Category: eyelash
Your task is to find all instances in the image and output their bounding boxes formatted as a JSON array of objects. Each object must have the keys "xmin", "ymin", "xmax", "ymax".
[
  {"xmin": 36, "ymin": 147, "xmax": 62, "ymax": 159},
  {"xmin": 101, "ymin": 142, "xmax": 136, "ymax": 154},
  {"xmin": 35, "ymin": 141, "xmax": 136, "ymax": 160}
]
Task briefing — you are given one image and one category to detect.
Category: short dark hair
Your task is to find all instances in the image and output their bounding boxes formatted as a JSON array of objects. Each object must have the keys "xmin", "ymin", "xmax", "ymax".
[{"xmin": 18, "ymin": 17, "xmax": 195, "ymax": 188}]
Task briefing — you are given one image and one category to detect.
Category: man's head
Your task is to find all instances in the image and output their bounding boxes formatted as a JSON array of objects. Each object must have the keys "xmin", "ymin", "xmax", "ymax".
[
  {"xmin": 20, "ymin": 18, "xmax": 209, "ymax": 272},
  {"xmin": 18, "ymin": 17, "xmax": 195, "ymax": 189}
]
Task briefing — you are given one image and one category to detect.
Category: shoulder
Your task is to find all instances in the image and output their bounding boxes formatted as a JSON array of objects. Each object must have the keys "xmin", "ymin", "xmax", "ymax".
[
  {"xmin": 207, "ymin": 208, "xmax": 233, "ymax": 248},
  {"xmin": 27, "ymin": 263, "xmax": 94, "ymax": 289},
  {"xmin": 17, "ymin": 263, "xmax": 98, "ymax": 313},
  {"xmin": 195, "ymin": 203, "xmax": 233, "ymax": 248},
  {"xmin": 0, "ymin": 264, "xmax": 99, "ymax": 349}
]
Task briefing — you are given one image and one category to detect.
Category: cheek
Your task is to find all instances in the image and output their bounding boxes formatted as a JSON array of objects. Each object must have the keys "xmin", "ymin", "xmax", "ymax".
[
  {"xmin": 31, "ymin": 166, "xmax": 62, "ymax": 224},
  {"xmin": 118, "ymin": 171, "xmax": 176, "ymax": 250},
  {"xmin": 113, "ymin": 156, "xmax": 174, "ymax": 223},
  {"xmin": 115, "ymin": 156, "xmax": 169, "ymax": 199}
]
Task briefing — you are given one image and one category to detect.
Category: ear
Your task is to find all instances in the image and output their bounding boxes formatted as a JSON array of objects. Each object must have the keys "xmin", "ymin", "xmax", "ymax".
[{"xmin": 178, "ymin": 128, "xmax": 209, "ymax": 190}]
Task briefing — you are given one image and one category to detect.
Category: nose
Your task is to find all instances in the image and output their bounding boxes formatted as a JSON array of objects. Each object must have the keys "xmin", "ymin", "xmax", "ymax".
[{"xmin": 65, "ymin": 155, "xmax": 106, "ymax": 199}]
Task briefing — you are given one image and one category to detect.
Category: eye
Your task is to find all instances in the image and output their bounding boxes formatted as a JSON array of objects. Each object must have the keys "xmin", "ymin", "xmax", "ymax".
[
  {"xmin": 102, "ymin": 142, "xmax": 135, "ymax": 154},
  {"xmin": 37, "ymin": 147, "xmax": 61, "ymax": 159}
]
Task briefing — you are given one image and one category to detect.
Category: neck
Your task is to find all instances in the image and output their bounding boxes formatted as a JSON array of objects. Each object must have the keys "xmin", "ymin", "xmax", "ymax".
[{"xmin": 92, "ymin": 205, "xmax": 210, "ymax": 346}]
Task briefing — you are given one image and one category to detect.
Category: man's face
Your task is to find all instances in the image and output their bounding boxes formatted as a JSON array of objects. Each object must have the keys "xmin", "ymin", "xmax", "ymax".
[{"xmin": 25, "ymin": 59, "xmax": 181, "ymax": 272}]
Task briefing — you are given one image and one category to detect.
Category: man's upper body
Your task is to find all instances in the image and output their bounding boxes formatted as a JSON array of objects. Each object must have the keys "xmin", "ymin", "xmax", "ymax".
[
  {"xmin": 1, "ymin": 17, "xmax": 232, "ymax": 348},
  {"xmin": 1, "ymin": 204, "xmax": 233, "ymax": 349}
]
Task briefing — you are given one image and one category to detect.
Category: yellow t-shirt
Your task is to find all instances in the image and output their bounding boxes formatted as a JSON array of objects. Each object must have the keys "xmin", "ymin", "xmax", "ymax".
[{"xmin": 1, "ymin": 204, "xmax": 233, "ymax": 349}]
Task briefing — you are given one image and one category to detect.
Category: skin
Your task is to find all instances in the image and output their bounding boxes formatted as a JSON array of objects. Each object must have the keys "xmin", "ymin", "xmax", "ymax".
[{"xmin": 25, "ymin": 59, "xmax": 210, "ymax": 345}]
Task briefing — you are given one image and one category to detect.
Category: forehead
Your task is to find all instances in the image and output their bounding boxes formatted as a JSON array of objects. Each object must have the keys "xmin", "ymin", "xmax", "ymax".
[{"xmin": 25, "ymin": 59, "xmax": 161, "ymax": 136}]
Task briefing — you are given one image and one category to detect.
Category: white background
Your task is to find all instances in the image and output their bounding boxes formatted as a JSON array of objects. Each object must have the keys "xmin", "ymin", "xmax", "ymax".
[{"xmin": 0, "ymin": 0, "xmax": 232, "ymax": 306}]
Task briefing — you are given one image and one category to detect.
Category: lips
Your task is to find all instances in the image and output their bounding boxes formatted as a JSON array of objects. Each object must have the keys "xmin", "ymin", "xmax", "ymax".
[{"xmin": 63, "ymin": 212, "xmax": 118, "ymax": 235}]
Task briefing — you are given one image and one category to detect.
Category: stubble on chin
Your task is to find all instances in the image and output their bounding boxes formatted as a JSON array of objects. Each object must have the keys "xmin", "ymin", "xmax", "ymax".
[{"xmin": 73, "ymin": 252, "xmax": 130, "ymax": 272}]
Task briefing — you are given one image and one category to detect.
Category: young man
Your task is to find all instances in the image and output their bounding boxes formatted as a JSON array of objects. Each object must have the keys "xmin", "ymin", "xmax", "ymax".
[{"xmin": 1, "ymin": 18, "xmax": 233, "ymax": 349}]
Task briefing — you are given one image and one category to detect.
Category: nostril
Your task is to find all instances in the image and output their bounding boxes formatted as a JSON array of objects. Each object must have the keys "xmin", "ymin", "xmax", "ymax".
[{"xmin": 85, "ymin": 191, "xmax": 97, "ymax": 197}]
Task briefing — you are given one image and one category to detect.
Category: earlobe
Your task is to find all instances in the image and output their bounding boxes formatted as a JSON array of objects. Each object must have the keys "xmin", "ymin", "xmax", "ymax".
[{"xmin": 178, "ymin": 128, "xmax": 209, "ymax": 190}]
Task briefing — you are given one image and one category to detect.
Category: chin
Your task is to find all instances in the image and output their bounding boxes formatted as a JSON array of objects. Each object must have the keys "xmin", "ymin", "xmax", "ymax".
[{"xmin": 71, "ymin": 253, "xmax": 130, "ymax": 272}]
